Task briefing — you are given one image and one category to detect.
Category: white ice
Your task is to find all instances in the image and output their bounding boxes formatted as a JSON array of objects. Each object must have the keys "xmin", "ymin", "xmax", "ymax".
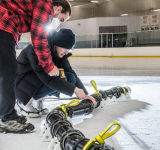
[{"xmin": 0, "ymin": 76, "xmax": 160, "ymax": 150}]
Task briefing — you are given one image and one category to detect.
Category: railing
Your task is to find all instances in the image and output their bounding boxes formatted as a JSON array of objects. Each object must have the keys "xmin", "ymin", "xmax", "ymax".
[
  {"xmin": 16, "ymin": 30, "xmax": 160, "ymax": 50},
  {"xmin": 74, "ymin": 30, "xmax": 160, "ymax": 48}
]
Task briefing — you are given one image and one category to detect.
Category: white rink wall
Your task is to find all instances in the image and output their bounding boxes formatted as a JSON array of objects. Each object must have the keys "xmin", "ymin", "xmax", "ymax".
[
  {"xmin": 71, "ymin": 47, "xmax": 160, "ymax": 56},
  {"xmin": 16, "ymin": 47, "xmax": 160, "ymax": 57}
]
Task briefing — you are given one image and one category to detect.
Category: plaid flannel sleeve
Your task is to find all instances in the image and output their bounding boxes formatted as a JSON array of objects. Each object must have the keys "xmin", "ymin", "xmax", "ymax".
[{"xmin": 30, "ymin": 1, "xmax": 54, "ymax": 73}]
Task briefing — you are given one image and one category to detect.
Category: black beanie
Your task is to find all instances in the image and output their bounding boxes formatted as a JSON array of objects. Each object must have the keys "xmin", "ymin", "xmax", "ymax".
[{"xmin": 48, "ymin": 28, "xmax": 76, "ymax": 51}]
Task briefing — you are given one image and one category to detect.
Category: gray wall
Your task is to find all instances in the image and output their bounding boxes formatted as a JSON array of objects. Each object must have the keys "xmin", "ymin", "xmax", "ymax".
[
  {"xmin": 60, "ymin": 16, "xmax": 141, "ymax": 35},
  {"xmin": 61, "ymin": 15, "xmax": 160, "ymax": 35}
]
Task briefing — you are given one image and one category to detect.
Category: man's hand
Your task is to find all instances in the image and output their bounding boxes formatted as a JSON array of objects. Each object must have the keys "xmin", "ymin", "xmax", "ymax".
[
  {"xmin": 84, "ymin": 95, "xmax": 97, "ymax": 106},
  {"xmin": 74, "ymin": 87, "xmax": 85, "ymax": 100},
  {"xmin": 48, "ymin": 66, "xmax": 59, "ymax": 76}
]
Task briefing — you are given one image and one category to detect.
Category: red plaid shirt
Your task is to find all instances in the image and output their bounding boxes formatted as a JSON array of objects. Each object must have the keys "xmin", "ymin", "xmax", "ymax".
[{"xmin": 0, "ymin": 0, "xmax": 54, "ymax": 73}]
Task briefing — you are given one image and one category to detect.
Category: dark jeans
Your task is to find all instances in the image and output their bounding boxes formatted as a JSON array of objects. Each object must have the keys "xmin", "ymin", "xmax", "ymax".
[
  {"xmin": 0, "ymin": 30, "xmax": 18, "ymax": 121},
  {"xmin": 33, "ymin": 72, "xmax": 76, "ymax": 100}
]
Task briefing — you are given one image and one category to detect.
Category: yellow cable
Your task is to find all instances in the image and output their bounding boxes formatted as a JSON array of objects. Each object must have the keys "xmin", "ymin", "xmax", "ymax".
[
  {"xmin": 83, "ymin": 122, "xmax": 121, "ymax": 150},
  {"xmin": 90, "ymin": 80, "xmax": 102, "ymax": 100},
  {"xmin": 53, "ymin": 99, "xmax": 80, "ymax": 118},
  {"xmin": 117, "ymin": 86, "xmax": 126, "ymax": 95}
]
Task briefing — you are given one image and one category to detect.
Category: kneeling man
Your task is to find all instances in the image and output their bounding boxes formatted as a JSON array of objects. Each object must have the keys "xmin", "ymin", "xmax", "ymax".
[{"xmin": 16, "ymin": 28, "xmax": 96, "ymax": 117}]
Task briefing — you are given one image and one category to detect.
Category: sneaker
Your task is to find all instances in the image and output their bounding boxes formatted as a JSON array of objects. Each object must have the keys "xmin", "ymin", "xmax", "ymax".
[
  {"xmin": 39, "ymin": 108, "xmax": 49, "ymax": 115},
  {"xmin": 32, "ymin": 99, "xmax": 49, "ymax": 115},
  {"xmin": 32, "ymin": 99, "xmax": 44, "ymax": 110},
  {"xmin": 15, "ymin": 115, "xmax": 27, "ymax": 124},
  {"xmin": 0, "ymin": 119, "xmax": 34, "ymax": 134},
  {"xmin": 16, "ymin": 101, "xmax": 42, "ymax": 118}
]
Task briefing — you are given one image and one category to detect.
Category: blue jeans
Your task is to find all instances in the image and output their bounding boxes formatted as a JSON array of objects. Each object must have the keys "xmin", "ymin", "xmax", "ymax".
[{"xmin": 33, "ymin": 72, "xmax": 76, "ymax": 100}]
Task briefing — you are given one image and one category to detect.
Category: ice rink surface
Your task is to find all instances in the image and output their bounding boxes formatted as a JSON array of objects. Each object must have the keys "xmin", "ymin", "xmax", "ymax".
[{"xmin": 0, "ymin": 57, "xmax": 160, "ymax": 150}]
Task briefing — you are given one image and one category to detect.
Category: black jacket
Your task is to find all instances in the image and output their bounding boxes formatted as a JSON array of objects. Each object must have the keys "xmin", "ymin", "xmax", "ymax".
[{"xmin": 16, "ymin": 44, "xmax": 88, "ymax": 105}]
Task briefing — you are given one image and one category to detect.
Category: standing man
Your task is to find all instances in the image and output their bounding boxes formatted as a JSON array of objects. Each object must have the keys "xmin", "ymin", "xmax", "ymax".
[{"xmin": 0, "ymin": 0, "xmax": 71, "ymax": 134}]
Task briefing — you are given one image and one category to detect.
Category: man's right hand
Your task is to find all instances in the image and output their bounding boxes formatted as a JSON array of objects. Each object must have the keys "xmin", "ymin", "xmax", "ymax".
[
  {"xmin": 74, "ymin": 87, "xmax": 85, "ymax": 100},
  {"xmin": 48, "ymin": 66, "xmax": 59, "ymax": 76}
]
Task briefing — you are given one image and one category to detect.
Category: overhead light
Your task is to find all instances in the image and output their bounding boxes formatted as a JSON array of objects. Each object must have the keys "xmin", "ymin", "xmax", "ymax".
[
  {"xmin": 154, "ymin": 9, "xmax": 160, "ymax": 11},
  {"xmin": 91, "ymin": 1, "xmax": 99, "ymax": 3},
  {"xmin": 121, "ymin": 14, "xmax": 128, "ymax": 16}
]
